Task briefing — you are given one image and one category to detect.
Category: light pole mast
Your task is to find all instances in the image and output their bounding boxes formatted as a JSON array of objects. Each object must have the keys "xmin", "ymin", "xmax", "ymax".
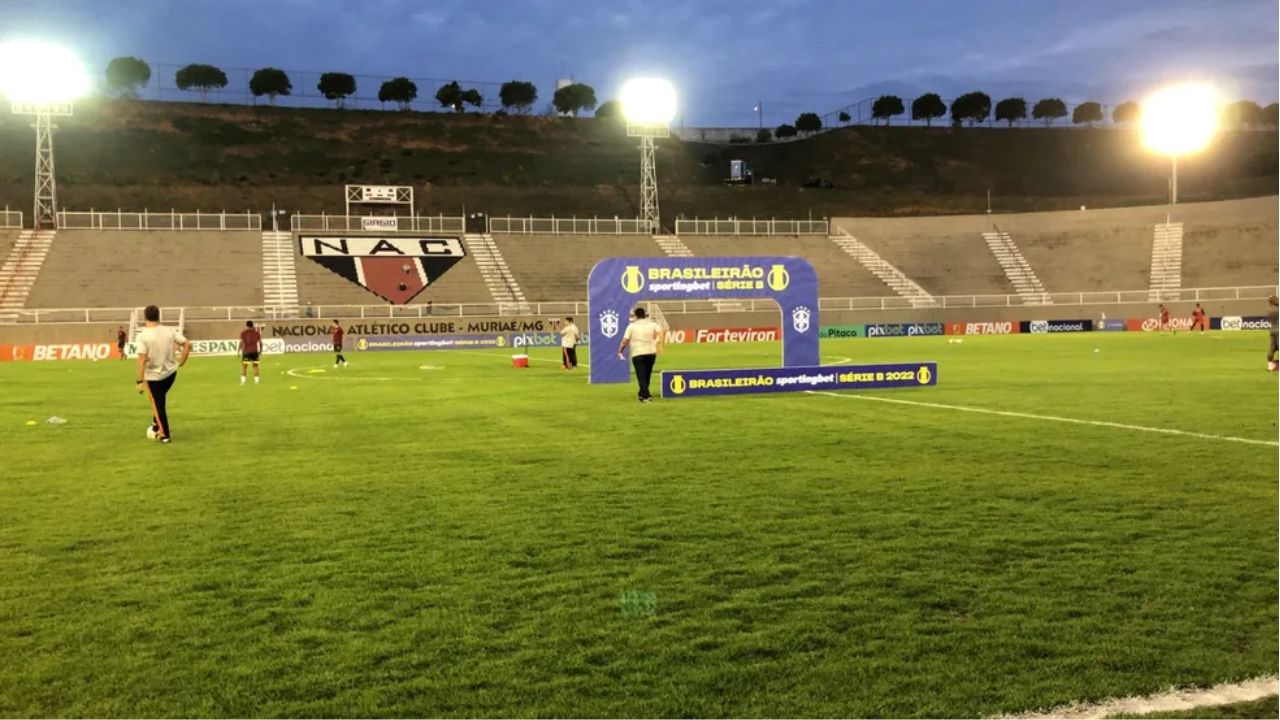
[
  {"xmin": 20, "ymin": 102, "xmax": 71, "ymax": 229},
  {"xmin": 635, "ymin": 132, "xmax": 661, "ymax": 234}
]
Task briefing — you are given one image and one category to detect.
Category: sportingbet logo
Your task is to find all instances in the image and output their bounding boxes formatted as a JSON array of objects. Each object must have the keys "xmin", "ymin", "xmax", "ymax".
[{"xmin": 300, "ymin": 235, "xmax": 466, "ymax": 305}]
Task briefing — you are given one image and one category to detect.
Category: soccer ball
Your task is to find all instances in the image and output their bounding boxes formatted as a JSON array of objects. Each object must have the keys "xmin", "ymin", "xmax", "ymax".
[{"xmin": 146, "ymin": 425, "xmax": 158, "ymax": 440}]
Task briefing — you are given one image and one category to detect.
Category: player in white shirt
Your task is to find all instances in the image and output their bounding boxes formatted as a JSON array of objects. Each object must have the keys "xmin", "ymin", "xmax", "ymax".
[
  {"xmin": 134, "ymin": 305, "xmax": 191, "ymax": 443},
  {"xmin": 559, "ymin": 317, "xmax": 581, "ymax": 370},
  {"xmin": 617, "ymin": 307, "xmax": 663, "ymax": 402}
]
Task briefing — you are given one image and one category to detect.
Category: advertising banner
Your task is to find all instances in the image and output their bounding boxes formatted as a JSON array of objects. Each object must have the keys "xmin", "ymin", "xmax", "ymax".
[
  {"xmin": 945, "ymin": 321, "xmax": 1019, "ymax": 336},
  {"xmin": 122, "ymin": 337, "xmax": 285, "ymax": 358},
  {"xmin": 354, "ymin": 335, "xmax": 510, "ymax": 351},
  {"xmin": 1096, "ymin": 319, "xmax": 1128, "ymax": 332},
  {"xmin": 1022, "ymin": 319, "xmax": 1094, "ymax": 334},
  {"xmin": 0, "ymin": 342, "xmax": 119, "ymax": 362},
  {"xmin": 661, "ymin": 362, "xmax": 938, "ymax": 399},
  {"xmin": 1126, "ymin": 317, "xmax": 1191, "ymax": 332},
  {"xmin": 819, "ymin": 325, "xmax": 862, "ymax": 339},
  {"xmin": 1215, "ymin": 315, "xmax": 1272, "ymax": 331},
  {"xmin": 864, "ymin": 322, "xmax": 945, "ymax": 338},
  {"xmin": 587, "ymin": 256, "xmax": 819, "ymax": 384}
]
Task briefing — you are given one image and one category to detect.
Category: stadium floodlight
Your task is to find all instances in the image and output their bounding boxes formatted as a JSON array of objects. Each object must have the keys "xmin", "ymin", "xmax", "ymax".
[
  {"xmin": 1139, "ymin": 82, "xmax": 1220, "ymax": 205},
  {"xmin": 0, "ymin": 40, "xmax": 91, "ymax": 229},
  {"xmin": 620, "ymin": 78, "xmax": 677, "ymax": 234}
]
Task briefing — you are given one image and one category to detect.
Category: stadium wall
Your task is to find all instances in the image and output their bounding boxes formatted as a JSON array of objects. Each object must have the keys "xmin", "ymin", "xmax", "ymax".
[{"xmin": 0, "ymin": 300, "xmax": 1270, "ymax": 348}]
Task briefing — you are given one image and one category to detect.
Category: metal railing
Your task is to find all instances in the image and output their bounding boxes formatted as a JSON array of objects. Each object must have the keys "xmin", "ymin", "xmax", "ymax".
[
  {"xmin": 290, "ymin": 213, "xmax": 465, "ymax": 233},
  {"xmin": 675, "ymin": 218, "xmax": 830, "ymax": 235},
  {"xmin": 56, "ymin": 210, "xmax": 262, "ymax": 231},
  {"xmin": 0, "ymin": 208, "xmax": 21, "ymax": 229},
  {"xmin": 488, "ymin": 216, "xmax": 652, "ymax": 235},
  {"xmin": 5, "ymin": 286, "xmax": 1274, "ymax": 325}
]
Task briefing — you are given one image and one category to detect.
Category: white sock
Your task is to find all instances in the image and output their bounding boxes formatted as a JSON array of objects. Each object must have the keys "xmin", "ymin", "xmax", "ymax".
[
  {"xmin": 240, "ymin": 376, "xmax": 246, "ymax": 385},
  {"xmin": 254, "ymin": 376, "xmax": 260, "ymax": 384}
]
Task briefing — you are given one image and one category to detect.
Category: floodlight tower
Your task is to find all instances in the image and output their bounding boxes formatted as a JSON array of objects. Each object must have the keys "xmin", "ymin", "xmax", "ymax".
[
  {"xmin": 621, "ymin": 79, "xmax": 677, "ymax": 234},
  {"xmin": 1139, "ymin": 83, "xmax": 1220, "ymax": 206},
  {"xmin": 0, "ymin": 41, "xmax": 90, "ymax": 229}
]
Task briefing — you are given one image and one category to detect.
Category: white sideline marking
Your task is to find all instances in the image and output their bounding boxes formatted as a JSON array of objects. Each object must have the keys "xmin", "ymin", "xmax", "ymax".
[
  {"xmin": 1001, "ymin": 675, "xmax": 1278, "ymax": 719},
  {"xmin": 807, "ymin": 391, "xmax": 1278, "ymax": 447},
  {"xmin": 286, "ymin": 366, "xmax": 393, "ymax": 381},
  {"xmin": 823, "ymin": 356, "xmax": 853, "ymax": 365}
]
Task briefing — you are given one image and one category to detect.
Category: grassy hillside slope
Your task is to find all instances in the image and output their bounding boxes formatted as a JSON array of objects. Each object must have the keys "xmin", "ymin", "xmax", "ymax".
[{"xmin": 0, "ymin": 100, "xmax": 1274, "ymax": 220}]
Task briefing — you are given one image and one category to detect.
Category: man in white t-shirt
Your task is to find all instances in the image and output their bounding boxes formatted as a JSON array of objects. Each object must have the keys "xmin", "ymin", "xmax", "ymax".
[
  {"xmin": 559, "ymin": 316, "xmax": 580, "ymax": 370},
  {"xmin": 617, "ymin": 307, "xmax": 663, "ymax": 402},
  {"xmin": 135, "ymin": 304, "xmax": 191, "ymax": 443}
]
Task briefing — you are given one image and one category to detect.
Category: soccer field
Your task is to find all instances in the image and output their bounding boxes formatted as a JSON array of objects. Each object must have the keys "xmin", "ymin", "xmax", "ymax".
[{"xmin": 2, "ymin": 332, "xmax": 1276, "ymax": 717}]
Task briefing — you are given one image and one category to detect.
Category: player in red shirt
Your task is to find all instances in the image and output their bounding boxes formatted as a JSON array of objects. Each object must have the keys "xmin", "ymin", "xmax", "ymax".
[
  {"xmin": 239, "ymin": 320, "xmax": 263, "ymax": 385},
  {"xmin": 115, "ymin": 326, "xmax": 127, "ymax": 360},
  {"xmin": 331, "ymin": 319, "xmax": 348, "ymax": 368},
  {"xmin": 1158, "ymin": 303, "xmax": 1174, "ymax": 334},
  {"xmin": 1190, "ymin": 303, "xmax": 1208, "ymax": 334}
]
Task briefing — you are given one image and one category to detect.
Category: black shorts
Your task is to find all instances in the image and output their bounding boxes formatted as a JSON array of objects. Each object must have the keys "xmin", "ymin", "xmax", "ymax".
[
  {"xmin": 242, "ymin": 352, "xmax": 260, "ymax": 363},
  {"xmin": 333, "ymin": 342, "xmax": 343, "ymax": 352}
]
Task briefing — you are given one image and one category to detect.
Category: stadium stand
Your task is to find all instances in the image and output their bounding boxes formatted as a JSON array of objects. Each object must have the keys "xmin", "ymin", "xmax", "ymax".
[
  {"xmin": 829, "ymin": 217, "xmax": 1013, "ymax": 296},
  {"xmin": 677, "ymin": 235, "xmax": 887, "ymax": 297},
  {"xmin": 25, "ymin": 231, "xmax": 264, "ymax": 309},
  {"xmin": 1176, "ymin": 196, "xmax": 1279, "ymax": 288},
  {"xmin": 492, "ymin": 234, "xmax": 666, "ymax": 301},
  {"xmin": 0, "ymin": 230, "xmax": 15, "ymax": 264}
]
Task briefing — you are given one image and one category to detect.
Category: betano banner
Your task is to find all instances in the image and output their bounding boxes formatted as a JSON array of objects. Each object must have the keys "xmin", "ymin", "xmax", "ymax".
[
  {"xmin": 661, "ymin": 362, "xmax": 938, "ymax": 399},
  {"xmin": 587, "ymin": 256, "xmax": 820, "ymax": 384}
]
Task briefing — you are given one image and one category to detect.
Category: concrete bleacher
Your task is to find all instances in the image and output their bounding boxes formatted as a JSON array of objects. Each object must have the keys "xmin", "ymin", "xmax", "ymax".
[
  {"xmin": 293, "ymin": 234, "xmax": 494, "ymax": 307},
  {"xmin": 678, "ymin": 235, "xmax": 886, "ymax": 298},
  {"xmin": 832, "ymin": 216, "xmax": 1014, "ymax": 296},
  {"xmin": 25, "ymin": 231, "xmax": 264, "ymax": 309},
  {"xmin": 0, "ymin": 231, "xmax": 15, "ymax": 265},
  {"xmin": 1176, "ymin": 196, "xmax": 1279, "ymax": 288},
  {"xmin": 492, "ymin": 234, "xmax": 665, "ymax": 301}
]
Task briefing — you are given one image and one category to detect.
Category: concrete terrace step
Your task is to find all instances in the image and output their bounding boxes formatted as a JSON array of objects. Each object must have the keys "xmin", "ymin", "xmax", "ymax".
[{"xmin": 830, "ymin": 230, "xmax": 936, "ymax": 306}]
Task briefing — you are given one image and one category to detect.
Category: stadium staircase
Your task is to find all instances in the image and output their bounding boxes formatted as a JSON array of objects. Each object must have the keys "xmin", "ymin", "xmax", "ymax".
[
  {"xmin": 0, "ymin": 230, "xmax": 55, "ymax": 321},
  {"xmin": 1147, "ymin": 222, "xmax": 1184, "ymax": 301},
  {"xmin": 463, "ymin": 233, "xmax": 530, "ymax": 312},
  {"xmin": 261, "ymin": 230, "xmax": 300, "ymax": 310},
  {"xmin": 653, "ymin": 235, "xmax": 694, "ymax": 257},
  {"xmin": 982, "ymin": 229, "xmax": 1052, "ymax": 305},
  {"xmin": 830, "ymin": 230, "xmax": 936, "ymax": 307}
]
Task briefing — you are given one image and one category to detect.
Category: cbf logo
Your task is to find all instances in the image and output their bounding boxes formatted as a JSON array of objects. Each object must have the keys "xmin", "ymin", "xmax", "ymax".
[
  {"xmin": 621, "ymin": 266, "xmax": 645, "ymax": 294},
  {"xmin": 599, "ymin": 310, "xmax": 620, "ymax": 338},
  {"xmin": 767, "ymin": 264, "xmax": 791, "ymax": 291},
  {"xmin": 791, "ymin": 305, "xmax": 811, "ymax": 333},
  {"xmin": 669, "ymin": 374, "xmax": 687, "ymax": 395}
]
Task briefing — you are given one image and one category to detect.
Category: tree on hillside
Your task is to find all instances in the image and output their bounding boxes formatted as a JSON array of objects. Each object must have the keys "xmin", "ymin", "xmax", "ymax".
[
  {"xmin": 1072, "ymin": 101, "xmax": 1103, "ymax": 127},
  {"xmin": 552, "ymin": 83, "xmax": 597, "ymax": 116},
  {"xmin": 379, "ymin": 77, "xmax": 418, "ymax": 110},
  {"xmin": 911, "ymin": 93, "xmax": 946, "ymax": 126},
  {"xmin": 1263, "ymin": 103, "xmax": 1279, "ymax": 127},
  {"xmin": 774, "ymin": 123, "xmax": 798, "ymax": 139},
  {"xmin": 871, "ymin": 95, "xmax": 904, "ymax": 125},
  {"xmin": 994, "ymin": 97, "xmax": 1027, "ymax": 126},
  {"xmin": 436, "ymin": 81, "xmax": 482, "ymax": 112},
  {"xmin": 499, "ymin": 80, "xmax": 537, "ymax": 114},
  {"xmin": 838, "ymin": 110, "xmax": 851, "ymax": 125},
  {"xmin": 1222, "ymin": 100, "xmax": 1263, "ymax": 128},
  {"xmin": 249, "ymin": 67, "xmax": 292, "ymax": 106},
  {"xmin": 1032, "ymin": 98, "xmax": 1068, "ymax": 126},
  {"xmin": 1112, "ymin": 101, "xmax": 1139, "ymax": 124},
  {"xmin": 105, "ymin": 56, "xmax": 151, "ymax": 98},
  {"xmin": 174, "ymin": 64, "xmax": 228, "ymax": 101},
  {"xmin": 317, "ymin": 72, "xmax": 356, "ymax": 108},
  {"xmin": 950, "ymin": 91, "xmax": 991, "ymax": 126},
  {"xmin": 756, "ymin": 128, "xmax": 772, "ymax": 143},
  {"xmin": 795, "ymin": 112, "xmax": 822, "ymax": 134},
  {"xmin": 594, "ymin": 99, "xmax": 622, "ymax": 122}
]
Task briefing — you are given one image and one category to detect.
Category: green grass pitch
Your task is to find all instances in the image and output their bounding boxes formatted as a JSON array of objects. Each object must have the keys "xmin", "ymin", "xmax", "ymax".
[{"xmin": 2, "ymin": 332, "xmax": 1276, "ymax": 717}]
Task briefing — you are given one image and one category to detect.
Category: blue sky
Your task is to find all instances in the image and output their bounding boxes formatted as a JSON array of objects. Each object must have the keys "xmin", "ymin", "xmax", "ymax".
[{"xmin": 3, "ymin": 0, "xmax": 1277, "ymax": 125}]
